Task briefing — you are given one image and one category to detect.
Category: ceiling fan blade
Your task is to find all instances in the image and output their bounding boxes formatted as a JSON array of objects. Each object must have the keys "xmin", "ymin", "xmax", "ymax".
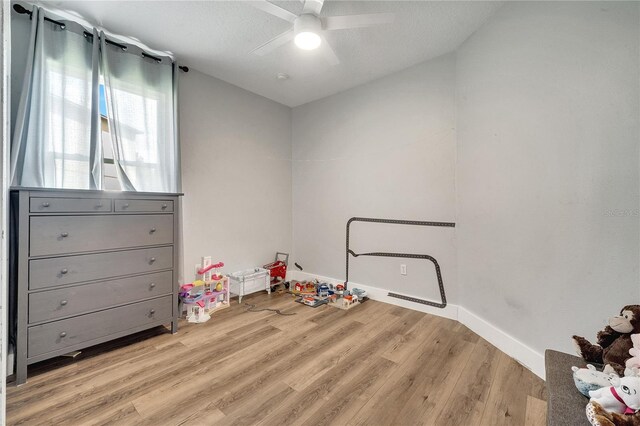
[
  {"xmin": 250, "ymin": 1, "xmax": 298, "ymax": 23},
  {"xmin": 320, "ymin": 37, "xmax": 340, "ymax": 66},
  {"xmin": 303, "ymin": 0, "xmax": 324, "ymax": 15},
  {"xmin": 250, "ymin": 29, "xmax": 295, "ymax": 56},
  {"xmin": 323, "ymin": 13, "xmax": 395, "ymax": 31}
]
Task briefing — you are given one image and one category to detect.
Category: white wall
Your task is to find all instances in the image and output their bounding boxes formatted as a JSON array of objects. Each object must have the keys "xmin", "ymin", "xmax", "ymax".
[
  {"xmin": 179, "ymin": 70, "xmax": 292, "ymax": 280},
  {"xmin": 456, "ymin": 1, "xmax": 640, "ymax": 357},
  {"xmin": 292, "ymin": 54, "xmax": 458, "ymax": 305}
]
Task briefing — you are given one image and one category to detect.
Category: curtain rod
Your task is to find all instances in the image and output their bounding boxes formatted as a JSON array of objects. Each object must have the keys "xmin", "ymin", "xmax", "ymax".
[{"xmin": 12, "ymin": 3, "xmax": 189, "ymax": 73}]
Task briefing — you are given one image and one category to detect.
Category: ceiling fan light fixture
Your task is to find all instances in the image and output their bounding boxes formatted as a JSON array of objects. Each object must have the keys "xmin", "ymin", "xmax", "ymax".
[
  {"xmin": 294, "ymin": 31, "xmax": 321, "ymax": 50},
  {"xmin": 293, "ymin": 14, "xmax": 322, "ymax": 50}
]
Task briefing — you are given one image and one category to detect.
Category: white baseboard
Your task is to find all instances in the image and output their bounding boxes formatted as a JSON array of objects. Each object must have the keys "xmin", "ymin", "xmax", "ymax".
[
  {"xmin": 287, "ymin": 270, "xmax": 545, "ymax": 380},
  {"xmin": 458, "ymin": 307, "xmax": 545, "ymax": 379}
]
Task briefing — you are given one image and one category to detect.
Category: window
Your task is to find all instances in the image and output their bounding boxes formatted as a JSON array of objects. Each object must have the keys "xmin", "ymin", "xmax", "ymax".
[{"xmin": 99, "ymin": 83, "xmax": 121, "ymax": 190}]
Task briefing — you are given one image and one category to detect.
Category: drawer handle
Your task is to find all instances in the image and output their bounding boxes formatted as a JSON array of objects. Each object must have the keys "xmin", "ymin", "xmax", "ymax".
[
  {"xmin": 60, "ymin": 300, "xmax": 68, "ymax": 306},
  {"xmin": 123, "ymin": 203, "xmax": 130, "ymax": 209},
  {"xmin": 96, "ymin": 203, "xmax": 103, "ymax": 208},
  {"xmin": 149, "ymin": 257, "xmax": 156, "ymax": 264},
  {"xmin": 150, "ymin": 228, "xmax": 157, "ymax": 234},
  {"xmin": 149, "ymin": 309, "xmax": 156, "ymax": 315},
  {"xmin": 150, "ymin": 283, "xmax": 156, "ymax": 289},
  {"xmin": 60, "ymin": 268, "xmax": 69, "ymax": 275},
  {"xmin": 42, "ymin": 202, "xmax": 50, "ymax": 208},
  {"xmin": 161, "ymin": 204, "xmax": 168, "ymax": 210},
  {"xmin": 59, "ymin": 332, "xmax": 67, "ymax": 338},
  {"xmin": 60, "ymin": 232, "xmax": 69, "ymax": 238}
]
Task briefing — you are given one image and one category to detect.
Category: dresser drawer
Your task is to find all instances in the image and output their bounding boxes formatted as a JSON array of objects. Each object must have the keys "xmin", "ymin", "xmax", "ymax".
[
  {"xmin": 30, "ymin": 214, "xmax": 173, "ymax": 257},
  {"xmin": 28, "ymin": 295, "xmax": 173, "ymax": 358},
  {"xmin": 115, "ymin": 199, "xmax": 173, "ymax": 213},
  {"xmin": 29, "ymin": 246, "xmax": 173, "ymax": 290},
  {"xmin": 28, "ymin": 271, "xmax": 174, "ymax": 324},
  {"xmin": 30, "ymin": 197, "xmax": 112, "ymax": 213}
]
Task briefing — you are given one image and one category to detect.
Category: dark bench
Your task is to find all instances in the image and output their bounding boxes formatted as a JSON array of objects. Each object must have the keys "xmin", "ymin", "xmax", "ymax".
[{"xmin": 545, "ymin": 349, "xmax": 596, "ymax": 426}]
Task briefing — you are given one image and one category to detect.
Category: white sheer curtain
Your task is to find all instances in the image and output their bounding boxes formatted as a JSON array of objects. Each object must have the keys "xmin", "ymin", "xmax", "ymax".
[
  {"xmin": 101, "ymin": 33, "xmax": 180, "ymax": 193},
  {"xmin": 11, "ymin": 5, "xmax": 101, "ymax": 189}
]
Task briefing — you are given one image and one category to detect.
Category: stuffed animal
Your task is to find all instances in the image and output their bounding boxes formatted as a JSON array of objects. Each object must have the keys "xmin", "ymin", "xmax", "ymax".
[
  {"xmin": 589, "ymin": 374, "xmax": 640, "ymax": 415},
  {"xmin": 574, "ymin": 305, "xmax": 640, "ymax": 375},
  {"xmin": 626, "ymin": 334, "xmax": 640, "ymax": 377},
  {"xmin": 587, "ymin": 401, "xmax": 640, "ymax": 426},
  {"xmin": 573, "ymin": 364, "xmax": 619, "ymax": 397}
]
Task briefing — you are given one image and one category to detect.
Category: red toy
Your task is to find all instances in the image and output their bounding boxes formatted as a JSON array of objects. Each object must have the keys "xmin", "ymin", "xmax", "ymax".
[{"xmin": 264, "ymin": 252, "xmax": 289, "ymax": 287}]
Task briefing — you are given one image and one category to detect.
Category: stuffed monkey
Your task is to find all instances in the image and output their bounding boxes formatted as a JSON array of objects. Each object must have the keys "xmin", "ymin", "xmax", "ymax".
[{"xmin": 574, "ymin": 305, "xmax": 640, "ymax": 375}]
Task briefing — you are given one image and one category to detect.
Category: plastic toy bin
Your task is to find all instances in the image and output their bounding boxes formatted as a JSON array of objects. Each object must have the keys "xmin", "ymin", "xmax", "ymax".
[{"xmin": 228, "ymin": 267, "xmax": 271, "ymax": 303}]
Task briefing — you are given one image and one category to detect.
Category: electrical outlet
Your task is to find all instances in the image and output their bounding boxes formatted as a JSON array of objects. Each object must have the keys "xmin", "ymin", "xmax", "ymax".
[{"xmin": 400, "ymin": 264, "xmax": 407, "ymax": 275}]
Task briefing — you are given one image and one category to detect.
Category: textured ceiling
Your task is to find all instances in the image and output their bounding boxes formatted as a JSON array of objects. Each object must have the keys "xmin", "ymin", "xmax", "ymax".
[{"xmin": 37, "ymin": 1, "xmax": 503, "ymax": 107}]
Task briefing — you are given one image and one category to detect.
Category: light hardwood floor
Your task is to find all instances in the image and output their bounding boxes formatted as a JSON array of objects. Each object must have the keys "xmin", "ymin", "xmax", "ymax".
[{"xmin": 7, "ymin": 291, "xmax": 547, "ymax": 425}]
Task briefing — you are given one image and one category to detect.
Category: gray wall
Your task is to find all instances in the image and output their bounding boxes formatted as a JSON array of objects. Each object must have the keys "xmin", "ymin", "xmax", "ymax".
[
  {"xmin": 292, "ymin": 54, "xmax": 458, "ymax": 303},
  {"xmin": 179, "ymin": 70, "xmax": 292, "ymax": 279},
  {"xmin": 456, "ymin": 1, "xmax": 640, "ymax": 355}
]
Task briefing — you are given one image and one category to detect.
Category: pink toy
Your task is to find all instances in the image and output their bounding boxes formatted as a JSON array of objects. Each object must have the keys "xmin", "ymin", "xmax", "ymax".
[
  {"xmin": 198, "ymin": 260, "xmax": 225, "ymax": 281},
  {"xmin": 626, "ymin": 334, "xmax": 640, "ymax": 376},
  {"xmin": 197, "ymin": 262, "xmax": 224, "ymax": 275},
  {"xmin": 180, "ymin": 257, "xmax": 230, "ymax": 323}
]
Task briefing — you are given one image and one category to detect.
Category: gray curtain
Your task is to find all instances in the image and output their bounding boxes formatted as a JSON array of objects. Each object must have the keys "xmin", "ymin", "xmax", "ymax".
[
  {"xmin": 101, "ymin": 32, "xmax": 180, "ymax": 193},
  {"xmin": 11, "ymin": 5, "xmax": 101, "ymax": 189}
]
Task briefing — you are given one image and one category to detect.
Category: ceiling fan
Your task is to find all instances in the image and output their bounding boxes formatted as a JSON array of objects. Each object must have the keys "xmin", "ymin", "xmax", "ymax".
[{"xmin": 249, "ymin": 0, "xmax": 395, "ymax": 65}]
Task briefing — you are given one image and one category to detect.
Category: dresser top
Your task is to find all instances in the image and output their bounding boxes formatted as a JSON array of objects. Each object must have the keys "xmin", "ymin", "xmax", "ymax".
[{"xmin": 11, "ymin": 186, "xmax": 184, "ymax": 197}]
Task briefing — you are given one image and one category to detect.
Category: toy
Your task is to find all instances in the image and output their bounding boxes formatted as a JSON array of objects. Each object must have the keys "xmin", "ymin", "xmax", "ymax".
[
  {"xmin": 589, "ymin": 373, "xmax": 640, "ymax": 415},
  {"xmin": 317, "ymin": 283, "xmax": 330, "ymax": 298},
  {"xmin": 228, "ymin": 267, "xmax": 271, "ymax": 303},
  {"xmin": 626, "ymin": 334, "xmax": 640, "ymax": 376},
  {"xmin": 197, "ymin": 258, "xmax": 225, "ymax": 281},
  {"xmin": 263, "ymin": 252, "xmax": 289, "ymax": 289},
  {"xmin": 303, "ymin": 296, "xmax": 318, "ymax": 306},
  {"xmin": 352, "ymin": 288, "xmax": 368, "ymax": 300},
  {"xmin": 572, "ymin": 364, "xmax": 619, "ymax": 397},
  {"xmin": 574, "ymin": 305, "xmax": 640, "ymax": 375},
  {"xmin": 295, "ymin": 295, "xmax": 328, "ymax": 308},
  {"xmin": 179, "ymin": 257, "xmax": 230, "ymax": 322},
  {"xmin": 185, "ymin": 301, "xmax": 210, "ymax": 323},
  {"xmin": 343, "ymin": 294, "xmax": 358, "ymax": 307},
  {"xmin": 587, "ymin": 401, "xmax": 640, "ymax": 426}
]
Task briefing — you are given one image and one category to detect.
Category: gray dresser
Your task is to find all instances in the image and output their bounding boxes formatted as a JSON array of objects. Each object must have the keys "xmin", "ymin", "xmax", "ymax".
[{"xmin": 10, "ymin": 188, "xmax": 181, "ymax": 385}]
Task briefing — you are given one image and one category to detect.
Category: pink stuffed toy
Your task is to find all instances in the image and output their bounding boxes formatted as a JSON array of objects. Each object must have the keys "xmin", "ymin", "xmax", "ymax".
[{"xmin": 626, "ymin": 334, "xmax": 640, "ymax": 376}]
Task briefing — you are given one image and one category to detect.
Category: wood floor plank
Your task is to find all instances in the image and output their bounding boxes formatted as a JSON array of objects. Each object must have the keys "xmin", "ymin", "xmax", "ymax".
[
  {"xmin": 347, "ymin": 324, "xmax": 468, "ymax": 426},
  {"xmin": 219, "ymin": 381, "xmax": 296, "ymax": 426},
  {"xmin": 524, "ymin": 395, "xmax": 547, "ymax": 426},
  {"xmin": 282, "ymin": 309, "xmax": 405, "ymax": 391},
  {"xmin": 301, "ymin": 356, "xmax": 399, "ymax": 426},
  {"xmin": 380, "ymin": 313, "xmax": 443, "ymax": 364},
  {"xmin": 7, "ymin": 292, "xmax": 546, "ymax": 426},
  {"xmin": 258, "ymin": 310, "xmax": 424, "ymax": 426},
  {"xmin": 434, "ymin": 339, "xmax": 502, "ymax": 425},
  {"xmin": 479, "ymin": 352, "xmax": 533, "ymax": 426},
  {"xmin": 379, "ymin": 332, "xmax": 476, "ymax": 425}
]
